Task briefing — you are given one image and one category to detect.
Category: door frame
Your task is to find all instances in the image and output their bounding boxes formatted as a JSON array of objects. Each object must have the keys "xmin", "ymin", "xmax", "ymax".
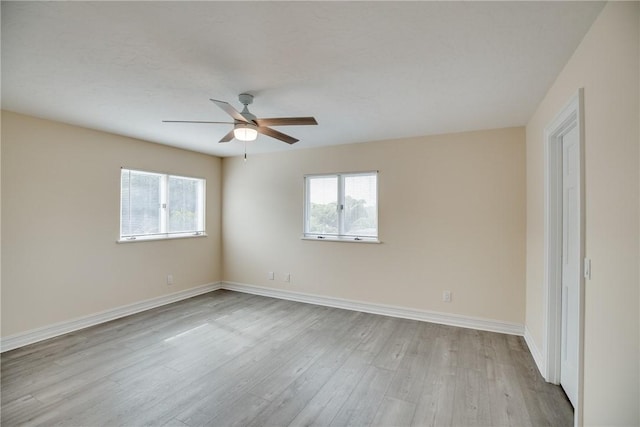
[{"xmin": 543, "ymin": 88, "xmax": 585, "ymax": 427}]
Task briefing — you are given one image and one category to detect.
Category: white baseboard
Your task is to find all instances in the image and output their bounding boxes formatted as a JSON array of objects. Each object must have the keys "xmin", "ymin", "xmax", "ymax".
[
  {"xmin": 524, "ymin": 325, "xmax": 546, "ymax": 376},
  {"xmin": 221, "ymin": 282, "xmax": 524, "ymax": 336},
  {"xmin": 0, "ymin": 282, "xmax": 223, "ymax": 353},
  {"xmin": 2, "ymin": 280, "xmax": 526, "ymax": 353}
]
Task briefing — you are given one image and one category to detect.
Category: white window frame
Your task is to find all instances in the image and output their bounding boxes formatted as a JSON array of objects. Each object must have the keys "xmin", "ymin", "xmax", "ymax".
[
  {"xmin": 303, "ymin": 171, "xmax": 380, "ymax": 243},
  {"xmin": 119, "ymin": 168, "xmax": 206, "ymax": 243}
]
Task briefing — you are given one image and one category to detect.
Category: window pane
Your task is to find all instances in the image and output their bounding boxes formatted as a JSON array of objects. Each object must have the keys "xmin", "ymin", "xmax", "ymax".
[
  {"xmin": 120, "ymin": 169, "xmax": 205, "ymax": 241},
  {"xmin": 121, "ymin": 171, "xmax": 131, "ymax": 236},
  {"xmin": 343, "ymin": 174, "xmax": 377, "ymax": 237},
  {"xmin": 307, "ymin": 176, "xmax": 338, "ymax": 235},
  {"xmin": 168, "ymin": 177, "xmax": 201, "ymax": 233},
  {"xmin": 121, "ymin": 170, "xmax": 161, "ymax": 237}
]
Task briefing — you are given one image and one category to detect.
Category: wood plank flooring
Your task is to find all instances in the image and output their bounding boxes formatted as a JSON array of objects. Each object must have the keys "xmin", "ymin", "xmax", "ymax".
[{"xmin": 1, "ymin": 290, "xmax": 573, "ymax": 426}]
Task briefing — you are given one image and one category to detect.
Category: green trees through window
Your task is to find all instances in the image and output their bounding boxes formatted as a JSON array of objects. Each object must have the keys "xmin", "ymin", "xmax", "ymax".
[{"xmin": 305, "ymin": 172, "xmax": 378, "ymax": 240}]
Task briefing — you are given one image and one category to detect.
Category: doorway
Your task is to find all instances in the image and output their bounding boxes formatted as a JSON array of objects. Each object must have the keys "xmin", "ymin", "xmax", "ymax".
[{"xmin": 543, "ymin": 89, "xmax": 585, "ymax": 426}]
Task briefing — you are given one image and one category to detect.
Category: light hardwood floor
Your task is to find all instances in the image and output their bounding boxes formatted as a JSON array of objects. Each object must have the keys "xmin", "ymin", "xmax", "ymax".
[{"xmin": 1, "ymin": 290, "xmax": 573, "ymax": 426}]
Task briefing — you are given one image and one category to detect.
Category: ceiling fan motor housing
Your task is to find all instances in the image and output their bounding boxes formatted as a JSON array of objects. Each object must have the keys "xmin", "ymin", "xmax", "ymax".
[{"xmin": 238, "ymin": 93, "xmax": 257, "ymax": 123}]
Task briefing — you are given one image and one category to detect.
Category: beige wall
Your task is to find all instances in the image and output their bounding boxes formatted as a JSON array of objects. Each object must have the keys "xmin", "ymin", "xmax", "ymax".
[
  {"xmin": 1, "ymin": 111, "xmax": 223, "ymax": 337},
  {"xmin": 525, "ymin": 2, "xmax": 639, "ymax": 425},
  {"xmin": 2, "ymin": 115, "xmax": 526, "ymax": 335},
  {"xmin": 222, "ymin": 127, "xmax": 526, "ymax": 324}
]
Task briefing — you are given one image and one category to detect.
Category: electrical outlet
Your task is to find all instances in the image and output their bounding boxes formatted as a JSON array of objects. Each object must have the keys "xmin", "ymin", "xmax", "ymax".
[
  {"xmin": 167, "ymin": 275, "xmax": 174, "ymax": 285},
  {"xmin": 442, "ymin": 290, "xmax": 451, "ymax": 302},
  {"xmin": 268, "ymin": 272, "xmax": 275, "ymax": 280},
  {"xmin": 284, "ymin": 273, "xmax": 291, "ymax": 283}
]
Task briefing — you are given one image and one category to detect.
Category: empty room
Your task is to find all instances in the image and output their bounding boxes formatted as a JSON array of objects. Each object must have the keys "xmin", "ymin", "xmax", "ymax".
[{"xmin": 1, "ymin": 1, "xmax": 638, "ymax": 426}]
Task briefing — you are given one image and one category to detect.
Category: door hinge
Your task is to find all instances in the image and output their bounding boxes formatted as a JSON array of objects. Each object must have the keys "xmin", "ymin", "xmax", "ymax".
[{"xmin": 584, "ymin": 258, "xmax": 591, "ymax": 280}]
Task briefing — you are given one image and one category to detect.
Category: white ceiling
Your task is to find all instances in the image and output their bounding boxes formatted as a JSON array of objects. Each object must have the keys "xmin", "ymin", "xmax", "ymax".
[{"xmin": 1, "ymin": 1, "xmax": 604, "ymax": 157}]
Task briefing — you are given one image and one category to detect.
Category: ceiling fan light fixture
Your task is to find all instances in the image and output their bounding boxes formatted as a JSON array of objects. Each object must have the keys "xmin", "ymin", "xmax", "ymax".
[{"xmin": 233, "ymin": 123, "xmax": 258, "ymax": 141}]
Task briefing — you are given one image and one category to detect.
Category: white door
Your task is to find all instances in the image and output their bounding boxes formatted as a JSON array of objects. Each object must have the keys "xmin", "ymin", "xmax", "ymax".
[{"xmin": 560, "ymin": 125, "xmax": 579, "ymax": 407}]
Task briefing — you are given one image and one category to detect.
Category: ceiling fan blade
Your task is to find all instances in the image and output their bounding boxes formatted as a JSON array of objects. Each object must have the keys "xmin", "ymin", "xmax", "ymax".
[
  {"xmin": 256, "ymin": 117, "xmax": 318, "ymax": 127},
  {"xmin": 255, "ymin": 117, "xmax": 318, "ymax": 127},
  {"xmin": 210, "ymin": 99, "xmax": 249, "ymax": 123},
  {"xmin": 163, "ymin": 120, "xmax": 234, "ymax": 124},
  {"xmin": 258, "ymin": 126, "xmax": 299, "ymax": 144},
  {"xmin": 219, "ymin": 130, "xmax": 235, "ymax": 143}
]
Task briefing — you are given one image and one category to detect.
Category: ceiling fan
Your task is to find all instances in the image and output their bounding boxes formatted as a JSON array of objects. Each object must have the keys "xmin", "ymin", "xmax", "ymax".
[{"xmin": 163, "ymin": 93, "xmax": 317, "ymax": 144}]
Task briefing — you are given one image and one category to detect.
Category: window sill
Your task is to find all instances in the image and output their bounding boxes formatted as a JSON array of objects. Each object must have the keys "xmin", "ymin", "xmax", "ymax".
[
  {"xmin": 117, "ymin": 233, "xmax": 208, "ymax": 243},
  {"xmin": 301, "ymin": 236, "xmax": 381, "ymax": 244}
]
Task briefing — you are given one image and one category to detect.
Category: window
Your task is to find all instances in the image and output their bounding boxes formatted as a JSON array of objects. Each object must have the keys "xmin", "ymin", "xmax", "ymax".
[
  {"xmin": 304, "ymin": 171, "xmax": 378, "ymax": 242},
  {"xmin": 120, "ymin": 168, "xmax": 205, "ymax": 241}
]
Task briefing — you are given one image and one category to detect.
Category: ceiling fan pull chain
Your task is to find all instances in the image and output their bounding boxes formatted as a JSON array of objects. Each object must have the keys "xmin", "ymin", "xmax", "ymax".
[{"xmin": 244, "ymin": 141, "xmax": 247, "ymax": 162}]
